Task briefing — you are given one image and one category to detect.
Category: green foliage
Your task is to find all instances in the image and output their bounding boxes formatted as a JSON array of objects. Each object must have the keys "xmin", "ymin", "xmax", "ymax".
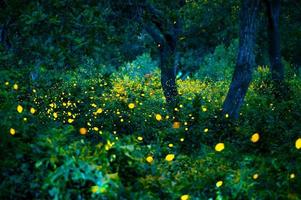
[
  {"xmin": 1, "ymin": 66, "xmax": 301, "ymax": 199},
  {"xmin": 1, "ymin": 0, "xmax": 301, "ymax": 199},
  {"xmin": 194, "ymin": 39, "xmax": 238, "ymax": 81},
  {"xmin": 117, "ymin": 53, "xmax": 158, "ymax": 79},
  {"xmin": 0, "ymin": 0, "xmax": 141, "ymax": 70}
]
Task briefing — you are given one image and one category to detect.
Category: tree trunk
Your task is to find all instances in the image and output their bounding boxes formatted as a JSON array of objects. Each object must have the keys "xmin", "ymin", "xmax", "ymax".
[
  {"xmin": 159, "ymin": 40, "xmax": 179, "ymax": 106},
  {"xmin": 266, "ymin": 0, "xmax": 284, "ymax": 82},
  {"xmin": 0, "ymin": 24, "xmax": 11, "ymax": 49},
  {"xmin": 222, "ymin": 0, "xmax": 260, "ymax": 119},
  {"xmin": 142, "ymin": 21, "xmax": 179, "ymax": 107},
  {"xmin": 138, "ymin": 2, "xmax": 183, "ymax": 107}
]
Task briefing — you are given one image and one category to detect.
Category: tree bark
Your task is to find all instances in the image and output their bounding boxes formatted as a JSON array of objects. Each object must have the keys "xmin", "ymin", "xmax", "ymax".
[
  {"xmin": 159, "ymin": 37, "xmax": 179, "ymax": 105},
  {"xmin": 0, "ymin": 23, "xmax": 11, "ymax": 49},
  {"xmin": 0, "ymin": 1, "xmax": 11, "ymax": 50},
  {"xmin": 144, "ymin": 24, "xmax": 179, "ymax": 106},
  {"xmin": 222, "ymin": 0, "xmax": 260, "ymax": 119},
  {"xmin": 141, "ymin": 3, "xmax": 181, "ymax": 106},
  {"xmin": 266, "ymin": 0, "xmax": 284, "ymax": 82}
]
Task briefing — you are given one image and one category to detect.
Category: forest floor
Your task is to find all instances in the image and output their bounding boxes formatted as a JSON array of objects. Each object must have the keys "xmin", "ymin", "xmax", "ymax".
[{"xmin": 1, "ymin": 68, "xmax": 301, "ymax": 199}]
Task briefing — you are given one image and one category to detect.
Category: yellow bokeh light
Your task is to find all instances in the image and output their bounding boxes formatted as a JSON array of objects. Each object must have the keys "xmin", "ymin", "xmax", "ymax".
[
  {"xmin": 155, "ymin": 114, "xmax": 162, "ymax": 121},
  {"xmin": 30, "ymin": 107, "xmax": 36, "ymax": 114},
  {"xmin": 215, "ymin": 143, "xmax": 225, "ymax": 152},
  {"xmin": 79, "ymin": 127, "xmax": 87, "ymax": 135},
  {"xmin": 295, "ymin": 138, "xmax": 301, "ymax": 149},
  {"xmin": 91, "ymin": 185, "xmax": 99, "ymax": 193},
  {"xmin": 251, "ymin": 133, "xmax": 260, "ymax": 143},
  {"xmin": 13, "ymin": 84, "xmax": 18, "ymax": 90},
  {"xmin": 96, "ymin": 108, "xmax": 103, "ymax": 114},
  {"xmin": 53, "ymin": 112, "xmax": 58, "ymax": 118},
  {"xmin": 128, "ymin": 103, "xmax": 135, "ymax": 109},
  {"xmin": 165, "ymin": 154, "xmax": 175, "ymax": 161},
  {"xmin": 216, "ymin": 180, "xmax": 223, "ymax": 187},
  {"xmin": 253, "ymin": 173, "xmax": 259, "ymax": 179},
  {"xmin": 10, "ymin": 128, "xmax": 16, "ymax": 135},
  {"xmin": 146, "ymin": 156, "xmax": 154, "ymax": 163},
  {"xmin": 181, "ymin": 194, "xmax": 190, "ymax": 200},
  {"xmin": 173, "ymin": 121, "xmax": 180, "ymax": 129},
  {"xmin": 17, "ymin": 105, "xmax": 23, "ymax": 113}
]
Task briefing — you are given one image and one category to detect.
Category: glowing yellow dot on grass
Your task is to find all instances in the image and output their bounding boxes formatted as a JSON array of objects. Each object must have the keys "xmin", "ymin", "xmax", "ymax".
[
  {"xmin": 53, "ymin": 112, "xmax": 58, "ymax": 118},
  {"xmin": 91, "ymin": 185, "xmax": 99, "ymax": 193},
  {"xmin": 30, "ymin": 107, "xmax": 36, "ymax": 114},
  {"xmin": 93, "ymin": 127, "xmax": 99, "ymax": 131},
  {"xmin": 173, "ymin": 121, "xmax": 181, "ymax": 129},
  {"xmin": 295, "ymin": 138, "xmax": 301, "ymax": 149},
  {"xmin": 137, "ymin": 136, "xmax": 143, "ymax": 141},
  {"xmin": 128, "ymin": 103, "xmax": 135, "ymax": 109},
  {"xmin": 146, "ymin": 156, "xmax": 154, "ymax": 163},
  {"xmin": 105, "ymin": 140, "xmax": 114, "ymax": 150},
  {"xmin": 168, "ymin": 143, "xmax": 173, "ymax": 147},
  {"xmin": 181, "ymin": 194, "xmax": 190, "ymax": 200},
  {"xmin": 253, "ymin": 173, "xmax": 259, "ymax": 179},
  {"xmin": 5, "ymin": 81, "xmax": 9, "ymax": 86},
  {"xmin": 251, "ymin": 133, "xmax": 260, "ymax": 143},
  {"xmin": 79, "ymin": 127, "xmax": 87, "ymax": 135},
  {"xmin": 155, "ymin": 114, "xmax": 162, "ymax": 121},
  {"xmin": 96, "ymin": 108, "xmax": 103, "ymax": 114},
  {"xmin": 10, "ymin": 128, "xmax": 16, "ymax": 135},
  {"xmin": 215, "ymin": 143, "xmax": 225, "ymax": 152},
  {"xmin": 202, "ymin": 107, "xmax": 207, "ymax": 112},
  {"xmin": 17, "ymin": 105, "xmax": 23, "ymax": 113},
  {"xmin": 13, "ymin": 84, "xmax": 18, "ymax": 90},
  {"xmin": 204, "ymin": 128, "xmax": 209, "ymax": 133},
  {"xmin": 290, "ymin": 173, "xmax": 295, "ymax": 179},
  {"xmin": 68, "ymin": 118, "xmax": 74, "ymax": 123},
  {"xmin": 165, "ymin": 154, "xmax": 175, "ymax": 161},
  {"xmin": 216, "ymin": 181, "xmax": 223, "ymax": 187},
  {"xmin": 225, "ymin": 114, "xmax": 229, "ymax": 118}
]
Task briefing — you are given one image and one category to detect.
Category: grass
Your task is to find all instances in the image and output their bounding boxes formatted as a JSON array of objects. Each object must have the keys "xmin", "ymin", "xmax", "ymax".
[{"xmin": 0, "ymin": 67, "xmax": 301, "ymax": 199}]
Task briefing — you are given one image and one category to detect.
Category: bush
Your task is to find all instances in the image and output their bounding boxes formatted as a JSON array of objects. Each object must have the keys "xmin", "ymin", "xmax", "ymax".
[
  {"xmin": 195, "ymin": 39, "xmax": 238, "ymax": 81},
  {"xmin": 1, "ymin": 64, "xmax": 301, "ymax": 199},
  {"xmin": 117, "ymin": 53, "xmax": 158, "ymax": 80}
]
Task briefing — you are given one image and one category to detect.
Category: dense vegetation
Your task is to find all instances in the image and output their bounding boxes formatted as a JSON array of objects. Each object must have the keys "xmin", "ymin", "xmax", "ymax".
[{"xmin": 1, "ymin": 0, "xmax": 301, "ymax": 199}]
